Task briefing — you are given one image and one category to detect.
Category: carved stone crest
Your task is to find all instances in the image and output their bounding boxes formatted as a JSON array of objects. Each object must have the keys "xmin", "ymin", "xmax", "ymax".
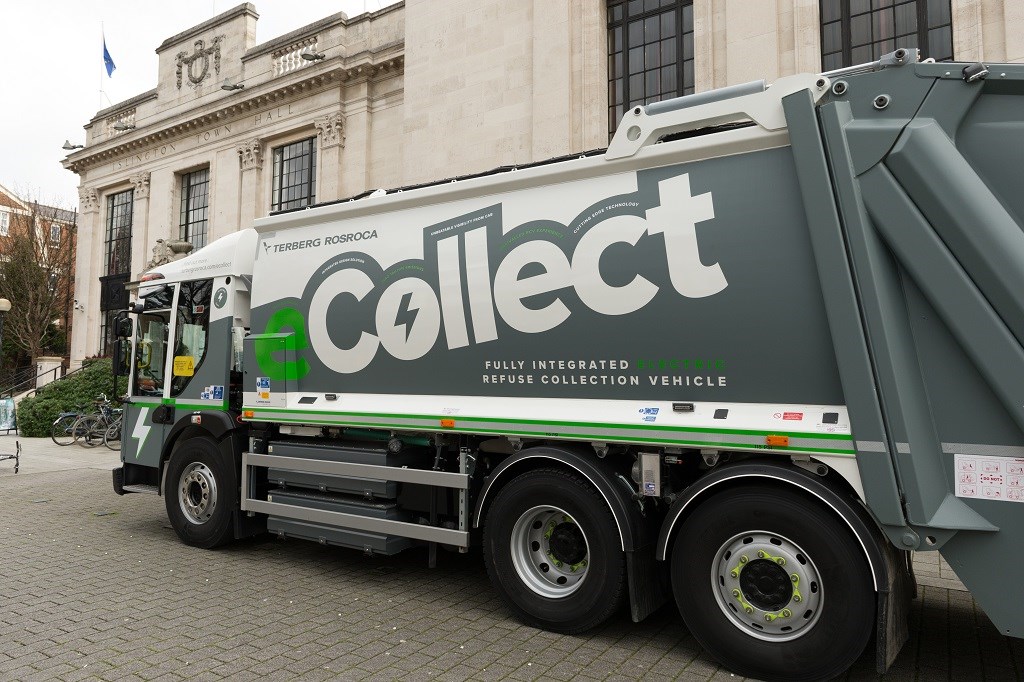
[
  {"xmin": 237, "ymin": 138, "xmax": 263, "ymax": 171},
  {"xmin": 314, "ymin": 112, "xmax": 346, "ymax": 149},
  {"xmin": 79, "ymin": 187, "xmax": 99, "ymax": 213},
  {"xmin": 176, "ymin": 36, "xmax": 224, "ymax": 89},
  {"xmin": 129, "ymin": 172, "xmax": 151, "ymax": 200}
]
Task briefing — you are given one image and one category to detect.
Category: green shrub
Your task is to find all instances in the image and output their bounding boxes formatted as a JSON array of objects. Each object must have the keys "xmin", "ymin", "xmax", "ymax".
[{"xmin": 16, "ymin": 360, "xmax": 127, "ymax": 437}]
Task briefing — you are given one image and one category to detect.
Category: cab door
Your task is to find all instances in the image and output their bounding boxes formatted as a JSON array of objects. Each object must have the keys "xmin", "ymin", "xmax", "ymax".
[{"xmin": 123, "ymin": 283, "xmax": 177, "ymax": 468}]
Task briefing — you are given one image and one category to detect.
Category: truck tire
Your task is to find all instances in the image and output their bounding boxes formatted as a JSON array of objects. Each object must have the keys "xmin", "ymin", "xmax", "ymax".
[
  {"xmin": 670, "ymin": 484, "xmax": 873, "ymax": 682},
  {"xmin": 482, "ymin": 467, "xmax": 626, "ymax": 633},
  {"xmin": 164, "ymin": 438, "xmax": 235, "ymax": 549}
]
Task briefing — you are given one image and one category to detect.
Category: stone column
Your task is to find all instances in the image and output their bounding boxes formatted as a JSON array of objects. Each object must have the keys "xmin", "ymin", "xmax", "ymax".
[
  {"xmin": 129, "ymin": 172, "xmax": 151, "ymax": 278},
  {"xmin": 1003, "ymin": 0, "xmax": 1024, "ymax": 62},
  {"xmin": 952, "ymin": 0, "xmax": 984, "ymax": 62},
  {"xmin": 724, "ymin": 0, "xmax": 782, "ymax": 85},
  {"xmin": 571, "ymin": 0, "xmax": 609, "ymax": 152},
  {"xmin": 341, "ymin": 80, "xmax": 370, "ymax": 196},
  {"xmin": 237, "ymin": 138, "xmax": 263, "ymax": 230},
  {"xmin": 693, "ymin": 0, "xmax": 718, "ymax": 92},
  {"xmin": 71, "ymin": 187, "xmax": 100, "ymax": 366},
  {"xmin": 314, "ymin": 112, "xmax": 346, "ymax": 203}
]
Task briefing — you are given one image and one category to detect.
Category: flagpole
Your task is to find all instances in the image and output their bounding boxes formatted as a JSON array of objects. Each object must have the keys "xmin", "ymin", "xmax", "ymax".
[
  {"xmin": 100, "ymin": 23, "xmax": 105, "ymax": 110},
  {"xmin": 100, "ymin": 23, "xmax": 116, "ymax": 109}
]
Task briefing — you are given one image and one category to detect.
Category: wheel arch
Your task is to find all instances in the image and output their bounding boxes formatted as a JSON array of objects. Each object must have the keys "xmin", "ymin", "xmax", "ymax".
[
  {"xmin": 472, "ymin": 444, "xmax": 646, "ymax": 552},
  {"xmin": 657, "ymin": 462, "xmax": 888, "ymax": 591},
  {"xmin": 158, "ymin": 410, "xmax": 243, "ymax": 496}
]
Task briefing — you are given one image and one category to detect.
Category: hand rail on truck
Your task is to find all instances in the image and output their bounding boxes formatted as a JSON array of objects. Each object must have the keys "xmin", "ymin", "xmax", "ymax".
[{"xmin": 605, "ymin": 48, "xmax": 921, "ymax": 161}]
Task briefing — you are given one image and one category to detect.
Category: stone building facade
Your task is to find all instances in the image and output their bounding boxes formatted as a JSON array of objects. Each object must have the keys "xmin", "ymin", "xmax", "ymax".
[{"xmin": 62, "ymin": 0, "xmax": 1023, "ymax": 365}]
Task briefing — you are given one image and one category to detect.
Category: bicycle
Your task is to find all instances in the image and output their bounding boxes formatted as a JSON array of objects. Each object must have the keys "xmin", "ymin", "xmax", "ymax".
[
  {"xmin": 103, "ymin": 410, "xmax": 124, "ymax": 451},
  {"xmin": 51, "ymin": 405, "xmax": 90, "ymax": 446},
  {"xmin": 72, "ymin": 395, "xmax": 122, "ymax": 448}
]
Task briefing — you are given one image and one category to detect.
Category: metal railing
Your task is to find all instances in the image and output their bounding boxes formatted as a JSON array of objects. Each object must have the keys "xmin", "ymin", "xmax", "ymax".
[
  {"xmin": 0, "ymin": 366, "xmax": 38, "ymax": 398},
  {"xmin": 0, "ymin": 364, "xmax": 77, "ymax": 399}
]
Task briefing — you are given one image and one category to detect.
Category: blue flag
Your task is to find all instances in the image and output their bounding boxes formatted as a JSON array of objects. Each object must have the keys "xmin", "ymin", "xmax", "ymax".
[{"xmin": 103, "ymin": 38, "xmax": 116, "ymax": 77}]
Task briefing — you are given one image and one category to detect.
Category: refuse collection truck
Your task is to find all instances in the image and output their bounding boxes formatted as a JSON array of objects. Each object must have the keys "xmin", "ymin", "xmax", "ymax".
[{"xmin": 111, "ymin": 49, "xmax": 1024, "ymax": 680}]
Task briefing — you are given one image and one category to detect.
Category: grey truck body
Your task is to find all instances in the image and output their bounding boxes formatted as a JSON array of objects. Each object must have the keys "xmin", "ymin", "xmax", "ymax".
[{"xmin": 113, "ymin": 52, "xmax": 1024, "ymax": 679}]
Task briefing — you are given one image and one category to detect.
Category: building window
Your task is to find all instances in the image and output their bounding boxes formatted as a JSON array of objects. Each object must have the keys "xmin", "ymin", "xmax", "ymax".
[
  {"xmin": 100, "ymin": 189, "xmax": 133, "ymax": 356},
  {"xmin": 49, "ymin": 224, "xmax": 61, "ymax": 243},
  {"xmin": 0, "ymin": 211, "xmax": 8, "ymax": 236},
  {"xmin": 180, "ymin": 168, "xmax": 210, "ymax": 250},
  {"xmin": 607, "ymin": 0, "xmax": 694, "ymax": 136},
  {"xmin": 271, "ymin": 138, "xmax": 317, "ymax": 211},
  {"xmin": 99, "ymin": 310, "xmax": 117, "ymax": 358},
  {"xmin": 821, "ymin": 0, "xmax": 953, "ymax": 70},
  {"xmin": 105, "ymin": 190, "xmax": 133, "ymax": 277}
]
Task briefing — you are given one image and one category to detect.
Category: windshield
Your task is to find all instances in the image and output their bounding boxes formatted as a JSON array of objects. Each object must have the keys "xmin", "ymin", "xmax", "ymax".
[{"xmin": 133, "ymin": 312, "xmax": 170, "ymax": 397}]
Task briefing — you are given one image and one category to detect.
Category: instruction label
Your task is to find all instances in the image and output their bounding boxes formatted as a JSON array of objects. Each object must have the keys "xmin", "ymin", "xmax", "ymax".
[
  {"xmin": 173, "ymin": 356, "xmax": 195, "ymax": 377},
  {"xmin": 200, "ymin": 385, "xmax": 224, "ymax": 401},
  {"xmin": 256, "ymin": 377, "xmax": 270, "ymax": 399},
  {"xmin": 253, "ymin": 376, "xmax": 282, "ymax": 407},
  {"xmin": 954, "ymin": 453, "xmax": 1024, "ymax": 503}
]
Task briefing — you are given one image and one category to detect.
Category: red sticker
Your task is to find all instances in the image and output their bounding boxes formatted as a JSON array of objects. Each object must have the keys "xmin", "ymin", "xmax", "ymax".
[{"xmin": 782, "ymin": 412, "xmax": 803, "ymax": 421}]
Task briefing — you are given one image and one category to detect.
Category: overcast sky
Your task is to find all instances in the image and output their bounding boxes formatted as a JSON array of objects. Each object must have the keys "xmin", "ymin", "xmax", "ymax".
[{"xmin": 0, "ymin": 0, "xmax": 397, "ymax": 208}]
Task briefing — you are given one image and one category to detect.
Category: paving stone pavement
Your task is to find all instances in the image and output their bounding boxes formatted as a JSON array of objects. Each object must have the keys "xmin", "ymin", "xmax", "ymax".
[{"xmin": 1, "ymin": 436, "xmax": 1022, "ymax": 681}]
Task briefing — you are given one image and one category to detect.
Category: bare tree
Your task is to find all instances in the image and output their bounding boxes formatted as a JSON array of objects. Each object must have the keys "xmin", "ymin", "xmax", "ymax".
[{"xmin": 0, "ymin": 197, "xmax": 77, "ymax": 366}]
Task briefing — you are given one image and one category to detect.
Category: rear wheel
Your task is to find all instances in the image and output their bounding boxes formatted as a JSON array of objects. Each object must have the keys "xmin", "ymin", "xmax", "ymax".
[
  {"xmin": 164, "ymin": 438, "xmax": 235, "ymax": 549},
  {"xmin": 483, "ymin": 468, "xmax": 625, "ymax": 633},
  {"xmin": 50, "ymin": 414, "xmax": 79, "ymax": 446},
  {"xmin": 670, "ymin": 485, "xmax": 874, "ymax": 682}
]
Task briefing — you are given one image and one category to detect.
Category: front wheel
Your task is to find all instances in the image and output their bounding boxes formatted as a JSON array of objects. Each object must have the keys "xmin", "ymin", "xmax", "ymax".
[
  {"xmin": 670, "ymin": 485, "xmax": 874, "ymax": 682},
  {"xmin": 164, "ymin": 438, "xmax": 235, "ymax": 549},
  {"xmin": 483, "ymin": 467, "xmax": 626, "ymax": 633},
  {"xmin": 72, "ymin": 416, "xmax": 102, "ymax": 448},
  {"xmin": 103, "ymin": 422, "xmax": 121, "ymax": 451}
]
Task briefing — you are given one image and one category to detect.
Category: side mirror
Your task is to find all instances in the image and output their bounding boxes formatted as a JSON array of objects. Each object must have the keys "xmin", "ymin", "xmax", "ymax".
[
  {"xmin": 116, "ymin": 316, "xmax": 134, "ymax": 339},
  {"xmin": 113, "ymin": 339, "xmax": 131, "ymax": 377}
]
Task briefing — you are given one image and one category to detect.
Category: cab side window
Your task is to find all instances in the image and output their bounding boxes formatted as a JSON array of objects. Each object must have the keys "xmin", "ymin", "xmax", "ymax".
[
  {"xmin": 170, "ymin": 279, "xmax": 213, "ymax": 396},
  {"xmin": 132, "ymin": 312, "xmax": 170, "ymax": 396}
]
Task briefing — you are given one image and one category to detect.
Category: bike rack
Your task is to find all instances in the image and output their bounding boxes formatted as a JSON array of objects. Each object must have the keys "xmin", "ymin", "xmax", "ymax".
[{"xmin": 0, "ymin": 441, "xmax": 20, "ymax": 474}]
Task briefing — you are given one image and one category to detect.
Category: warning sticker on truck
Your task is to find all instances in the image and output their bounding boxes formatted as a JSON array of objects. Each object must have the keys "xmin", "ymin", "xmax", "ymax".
[
  {"xmin": 173, "ymin": 356, "xmax": 194, "ymax": 377},
  {"xmin": 200, "ymin": 386, "xmax": 225, "ymax": 401},
  {"xmin": 255, "ymin": 377, "xmax": 271, "ymax": 405},
  {"xmin": 954, "ymin": 453, "xmax": 1024, "ymax": 503}
]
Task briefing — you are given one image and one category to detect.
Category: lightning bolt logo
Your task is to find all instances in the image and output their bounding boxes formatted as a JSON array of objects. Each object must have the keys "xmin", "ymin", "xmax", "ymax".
[
  {"xmin": 132, "ymin": 408, "xmax": 152, "ymax": 460},
  {"xmin": 395, "ymin": 291, "xmax": 420, "ymax": 341}
]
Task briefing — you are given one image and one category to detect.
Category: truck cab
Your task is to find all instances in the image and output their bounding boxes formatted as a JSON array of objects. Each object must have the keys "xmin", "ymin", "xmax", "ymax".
[{"xmin": 115, "ymin": 229, "xmax": 255, "ymax": 501}]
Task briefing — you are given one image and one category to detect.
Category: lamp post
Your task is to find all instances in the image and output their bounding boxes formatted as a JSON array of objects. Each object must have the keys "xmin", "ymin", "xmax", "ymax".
[{"xmin": 0, "ymin": 298, "xmax": 10, "ymax": 355}]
